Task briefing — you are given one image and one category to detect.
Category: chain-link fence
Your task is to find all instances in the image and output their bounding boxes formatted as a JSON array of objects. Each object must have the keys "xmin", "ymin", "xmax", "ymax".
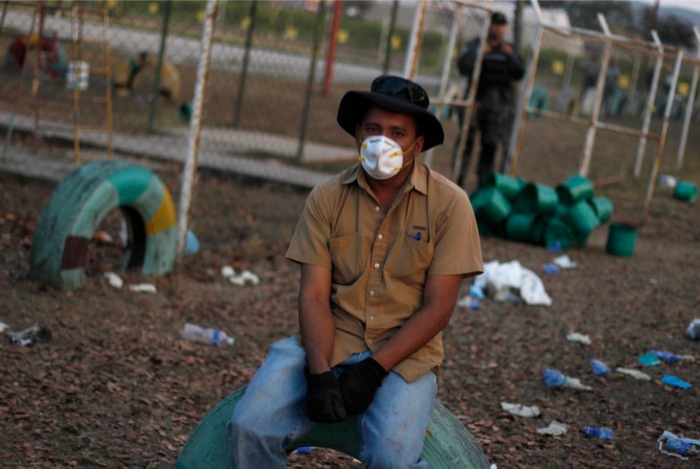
[{"xmin": 1, "ymin": 0, "xmax": 476, "ymax": 177}]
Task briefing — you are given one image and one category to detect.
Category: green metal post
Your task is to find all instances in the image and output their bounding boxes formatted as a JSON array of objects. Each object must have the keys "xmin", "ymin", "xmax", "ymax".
[
  {"xmin": 233, "ymin": 0, "xmax": 257, "ymax": 128},
  {"xmin": 148, "ymin": 0, "xmax": 172, "ymax": 132},
  {"xmin": 296, "ymin": 1, "xmax": 326, "ymax": 161},
  {"xmin": 382, "ymin": 0, "xmax": 399, "ymax": 74}
]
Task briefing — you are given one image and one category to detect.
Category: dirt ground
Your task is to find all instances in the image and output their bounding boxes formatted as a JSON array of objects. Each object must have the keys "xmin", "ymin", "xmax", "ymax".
[{"xmin": 1, "ymin": 115, "xmax": 699, "ymax": 468}]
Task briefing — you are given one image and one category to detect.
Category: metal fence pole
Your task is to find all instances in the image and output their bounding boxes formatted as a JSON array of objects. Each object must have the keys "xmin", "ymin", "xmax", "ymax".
[
  {"xmin": 323, "ymin": 0, "xmax": 341, "ymax": 97},
  {"xmin": 676, "ymin": 26, "xmax": 700, "ymax": 169},
  {"xmin": 634, "ymin": 31, "xmax": 663, "ymax": 177},
  {"xmin": 643, "ymin": 49, "xmax": 683, "ymax": 225},
  {"xmin": 233, "ymin": 0, "xmax": 257, "ymax": 128},
  {"xmin": 148, "ymin": 0, "xmax": 172, "ymax": 132},
  {"xmin": 296, "ymin": 0, "xmax": 326, "ymax": 162},
  {"xmin": 578, "ymin": 13, "xmax": 612, "ymax": 177},
  {"xmin": 403, "ymin": 0, "xmax": 426, "ymax": 80},
  {"xmin": 382, "ymin": 0, "xmax": 399, "ymax": 74},
  {"xmin": 177, "ymin": 0, "xmax": 219, "ymax": 259}
]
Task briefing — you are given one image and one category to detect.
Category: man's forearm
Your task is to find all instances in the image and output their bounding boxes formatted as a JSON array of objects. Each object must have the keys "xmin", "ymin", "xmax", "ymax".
[{"xmin": 299, "ymin": 297, "xmax": 336, "ymax": 373}]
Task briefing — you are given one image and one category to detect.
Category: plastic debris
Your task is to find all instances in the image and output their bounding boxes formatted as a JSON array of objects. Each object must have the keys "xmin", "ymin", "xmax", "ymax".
[
  {"xmin": 182, "ymin": 323, "xmax": 234, "ymax": 346},
  {"xmin": 470, "ymin": 284, "xmax": 485, "ymax": 299},
  {"xmin": 552, "ymin": 255, "xmax": 577, "ymax": 268},
  {"xmin": 229, "ymin": 270, "xmax": 260, "ymax": 286},
  {"xmin": 566, "ymin": 332, "xmax": 592, "ymax": 345},
  {"xmin": 616, "ymin": 367, "xmax": 652, "ymax": 381},
  {"xmin": 658, "ymin": 174, "xmax": 678, "ymax": 188},
  {"xmin": 658, "ymin": 431, "xmax": 700, "ymax": 460},
  {"xmin": 500, "ymin": 402, "xmax": 541, "ymax": 418},
  {"xmin": 221, "ymin": 265, "xmax": 236, "ymax": 278},
  {"xmin": 543, "ymin": 368, "xmax": 593, "ymax": 391},
  {"xmin": 473, "ymin": 260, "xmax": 552, "ymax": 306},
  {"xmin": 661, "ymin": 374, "xmax": 692, "ymax": 390},
  {"xmin": 470, "ymin": 298, "xmax": 480, "ymax": 310},
  {"xmin": 537, "ymin": 420, "xmax": 568, "ymax": 436},
  {"xmin": 7, "ymin": 322, "xmax": 52, "ymax": 346},
  {"xmin": 686, "ymin": 319, "xmax": 700, "ymax": 340},
  {"xmin": 589, "ymin": 359, "xmax": 611, "ymax": 376},
  {"xmin": 104, "ymin": 271, "xmax": 123, "ymax": 289},
  {"xmin": 582, "ymin": 426, "xmax": 615, "ymax": 440},
  {"xmin": 638, "ymin": 353, "xmax": 661, "ymax": 366},
  {"xmin": 185, "ymin": 230, "xmax": 200, "ymax": 256},
  {"xmin": 129, "ymin": 283, "xmax": 157, "ymax": 294},
  {"xmin": 291, "ymin": 446, "xmax": 317, "ymax": 454},
  {"xmin": 543, "ymin": 263, "xmax": 560, "ymax": 274},
  {"xmin": 651, "ymin": 350, "xmax": 681, "ymax": 362},
  {"xmin": 547, "ymin": 241, "xmax": 563, "ymax": 253},
  {"xmin": 0, "ymin": 321, "xmax": 8, "ymax": 333}
]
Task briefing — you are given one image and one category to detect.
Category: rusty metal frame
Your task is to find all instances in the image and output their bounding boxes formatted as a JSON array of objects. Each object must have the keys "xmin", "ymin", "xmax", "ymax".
[{"xmin": 676, "ymin": 26, "xmax": 700, "ymax": 170}]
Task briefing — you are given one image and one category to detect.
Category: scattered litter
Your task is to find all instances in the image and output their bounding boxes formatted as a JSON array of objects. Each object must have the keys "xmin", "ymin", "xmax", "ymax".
[
  {"xmin": 229, "ymin": 270, "xmax": 260, "ymax": 286},
  {"xmin": 0, "ymin": 321, "xmax": 8, "ymax": 333},
  {"xmin": 616, "ymin": 367, "xmax": 651, "ymax": 381},
  {"xmin": 470, "ymin": 284, "xmax": 485, "ymax": 299},
  {"xmin": 552, "ymin": 255, "xmax": 577, "ymax": 268},
  {"xmin": 456, "ymin": 295, "xmax": 472, "ymax": 308},
  {"xmin": 543, "ymin": 368, "xmax": 593, "ymax": 391},
  {"xmin": 687, "ymin": 319, "xmax": 700, "ymax": 340},
  {"xmin": 104, "ymin": 271, "xmax": 123, "ymax": 289},
  {"xmin": 638, "ymin": 353, "xmax": 661, "ymax": 366},
  {"xmin": 589, "ymin": 359, "xmax": 611, "ymax": 376},
  {"xmin": 500, "ymin": 402, "xmax": 541, "ymax": 418},
  {"xmin": 543, "ymin": 263, "xmax": 560, "ymax": 274},
  {"xmin": 547, "ymin": 241, "xmax": 563, "ymax": 253},
  {"xmin": 651, "ymin": 350, "xmax": 681, "ymax": 362},
  {"xmin": 7, "ymin": 322, "xmax": 52, "ymax": 346},
  {"xmin": 221, "ymin": 265, "xmax": 236, "ymax": 278},
  {"xmin": 582, "ymin": 426, "xmax": 615, "ymax": 440},
  {"xmin": 661, "ymin": 374, "xmax": 692, "ymax": 390},
  {"xmin": 129, "ymin": 283, "xmax": 157, "ymax": 294},
  {"xmin": 185, "ymin": 230, "xmax": 200, "ymax": 256},
  {"xmin": 566, "ymin": 332, "xmax": 591, "ymax": 345},
  {"xmin": 469, "ymin": 298, "xmax": 480, "ymax": 310},
  {"xmin": 657, "ymin": 174, "xmax": 678, "ymax": 188},
  {"xmin": 537, "ymin": 420, "xmax": 568, "ymax": 436},
  {"xmin": 473, "ymin": 260, "xmax": 552, "ymax": 306},
  {"xmin": 658, "ymin": 431, "xmax": 700, "ymax": 460},
  {"xmin": 182, "ymin": 323, "xmax": 234, "ymax": 346}
]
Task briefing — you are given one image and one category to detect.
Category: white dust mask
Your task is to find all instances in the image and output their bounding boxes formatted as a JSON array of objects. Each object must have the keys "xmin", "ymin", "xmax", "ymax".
[{"xmin": 358, "ymin": 136, "xmax": 416, "ymax": 180}]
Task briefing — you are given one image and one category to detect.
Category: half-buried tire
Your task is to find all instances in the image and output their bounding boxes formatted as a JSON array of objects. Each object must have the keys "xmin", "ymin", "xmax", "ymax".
[{"xmin": 29, "ymin": 160, "xmax": 177, "ymax": 290}]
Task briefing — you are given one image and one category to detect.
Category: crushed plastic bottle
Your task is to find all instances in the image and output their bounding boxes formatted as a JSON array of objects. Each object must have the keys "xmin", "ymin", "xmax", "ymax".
[
  {"xmin": 537, "ymin": 420, "xmax": 568, "ymax": 436},
  {"xmin": 589, "ymin": 359, "xmax": 611, "ymax": 376},
  {"xmin": 651, "ymin": 350, "xmax": 681, "ymax": 362},
  {"xmin": 470, "ymin": 284, "xmax": 485, "ymax": 299},
  {"xmin": 500, "ymin": 402, "xmax": 541, "ymax": 418},
  {"xmin": 469, "ymin": 298, "xmax": 481, "ymax": 310},
  {"xmin": 543, "ymin": 263, "xmax": 560, "ymax": 274},
  {"xmin": 665, "ymin": 438, "xmax": 692, "ymax": 455},
  {"xmin": 182, "ymin": 323, "xmax": 234, "ymax": 346},
  {"xmin": 658, "ymin": 430, "xmax": 700, "ymax": 460},
  {"xmin": 638, "ymin": 353, "xmax": 661, "ymax": 366},
  {"xmin": 661, "ymin": 374, "xmax": 691, "ymax": 390},
  {"xmin": 616, "ymin": 367, "xmax": 651, "ymax": 381},
  {"xmin": 582, "ymin": 426, "xmax": 615, "ymax": 440},
  {"xmin": 566, "ymin": 332, "xmax": 592, "ymax": 345},
  {"xmin": 543, "ymin": 368, "xmax": 567, "ymax": 388},
  {"xmin": 687, "ymin": 319, "xmax": 700, "ymax": 340}
]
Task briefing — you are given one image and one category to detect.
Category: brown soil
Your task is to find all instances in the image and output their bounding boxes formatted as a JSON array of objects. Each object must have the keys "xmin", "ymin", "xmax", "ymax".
[{"xmin": 1, "ymin": 115, "xmax": 699, "ymax": 468}]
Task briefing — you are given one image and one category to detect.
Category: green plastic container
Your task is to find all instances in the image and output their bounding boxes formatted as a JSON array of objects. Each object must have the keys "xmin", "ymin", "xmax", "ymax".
[
  {"xmin": 530, "ymin": 216, "xmax": 547, "ymax": 244},
  {"xmin": 556, "ymin": 174, "xmax": 594, "ymax": 206},
  {"xmin": 477, "ymin": 187, "xmax": 512, "ymax": 224},
  {"xmin": 673, "ymin": 181, "xmax": 697, "ymax": 202},
  {"xmin": 505, "ymin": 213, "xmax": 536, "ymax": 242},
  {"xmin": 485, "ymin": 173, "xmax": 526, "ymax": 200},
  {"xmin": 563, "ymin": 200, "xmax": 600, "ymax": 246},
  {"xmin": 606, "ymin": 223, "xmax": 638, "ymax": 257},
  {"xmin": 515, "ymin": 183, "xmax": 558, "ymax": 215},
  {"xmin": 588, "ymin": 196, "xmax": 613, "ymax": 223},
  {"xmin": 543, "ymin": 218, "xmax": 575, "ymax": 250}
]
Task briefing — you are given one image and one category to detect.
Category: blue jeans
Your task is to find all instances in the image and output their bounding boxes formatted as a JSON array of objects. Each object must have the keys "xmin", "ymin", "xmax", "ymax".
[{"xmin": 229, "ymin": 337, "xmax": 437, "ymax": 468}]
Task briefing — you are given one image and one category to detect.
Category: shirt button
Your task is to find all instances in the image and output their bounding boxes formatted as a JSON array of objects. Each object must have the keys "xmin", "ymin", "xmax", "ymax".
[
  {"xmin": 374, "ymin": 262, "xmax": 380, "ymax": 268},
  {"xmin": 375, "ymin": 206, "xmax": 380, "ymax": 212},
  {"xmin": 378, "ymin": 234, "xmax": 383, "ymax": 240},
  {"xmin": 369, "ymin": 290, "xmax": 375, "ymax": 296},
  {"xmin": 370, "ymin": 316, "xmax": 375, "ymax": 320},
  {"xmin": 367, "ymin": 339, "xmax": 373, "ymax": 344}
]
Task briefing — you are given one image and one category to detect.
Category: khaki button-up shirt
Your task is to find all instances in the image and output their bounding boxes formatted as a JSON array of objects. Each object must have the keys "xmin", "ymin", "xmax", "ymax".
[{"xmin": 286, "ymin": 163, "xmax": 482, "ymax": 382}]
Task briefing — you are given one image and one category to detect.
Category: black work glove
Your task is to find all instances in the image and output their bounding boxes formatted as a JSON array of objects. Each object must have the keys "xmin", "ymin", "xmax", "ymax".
[
  {"xmin": 338, "ymin": 357, "xmax": 389, "ymax": 415},
  {"xmin": 304, "ymin": 369, "xmax": 347, "ymax": 423}
]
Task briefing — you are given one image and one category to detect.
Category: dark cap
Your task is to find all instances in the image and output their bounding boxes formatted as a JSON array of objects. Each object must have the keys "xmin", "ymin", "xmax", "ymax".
[
  {"xmin": 491, "ymin": 11, "xmax": 507, "ymax": 25},
  {"xmin": 337, "ymin": 75, "xmax": 444, "ymax": 151}
]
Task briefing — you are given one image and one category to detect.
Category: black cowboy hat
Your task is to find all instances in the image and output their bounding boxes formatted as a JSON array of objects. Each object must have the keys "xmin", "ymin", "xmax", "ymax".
[{"xmin": 337, "ymin": 75, "xmax": 444, "ymax": 151}]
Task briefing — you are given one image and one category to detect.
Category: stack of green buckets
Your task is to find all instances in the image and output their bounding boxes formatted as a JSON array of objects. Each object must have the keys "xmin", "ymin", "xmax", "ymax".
[{"xmin": 470, "ymin": 173, "xmax": 613, "ymax": 251}]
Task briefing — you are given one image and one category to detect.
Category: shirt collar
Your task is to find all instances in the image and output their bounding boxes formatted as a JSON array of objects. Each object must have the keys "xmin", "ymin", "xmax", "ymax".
[{"xmin": 341, "ymin": 163, "xmax": 428, "ymax": 196}]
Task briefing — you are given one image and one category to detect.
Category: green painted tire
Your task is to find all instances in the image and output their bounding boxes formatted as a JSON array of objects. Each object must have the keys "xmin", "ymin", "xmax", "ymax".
[
  {"xmin": 29, "ymin": 160, "xmax": 177, "ymax": 290},
  {"xmin": 175, "ymin": 386, "xmax": 490, "ymax": 469}
]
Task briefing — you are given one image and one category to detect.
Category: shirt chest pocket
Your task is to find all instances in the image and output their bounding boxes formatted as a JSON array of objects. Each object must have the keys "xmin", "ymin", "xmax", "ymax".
[
  {"xmin": 389, "ymin": 236, "xmax": 434, "ymax": 287},
  {"xmin": 329, "ymin": 232, "xmax": 363, "ymax": 285}
]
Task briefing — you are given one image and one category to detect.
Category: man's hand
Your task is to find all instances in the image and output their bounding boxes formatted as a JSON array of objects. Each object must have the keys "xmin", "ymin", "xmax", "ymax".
[
  {"xmin": 304, "ymin": 369, "xmax": 347, "ymax": 423},
  {"xmin": 500, "ymin": 43, "xmax": 513, "ymax": 54},
  {"xmin": 339, "ymin": 357, "xmax": 389, "ymax": 415}
]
